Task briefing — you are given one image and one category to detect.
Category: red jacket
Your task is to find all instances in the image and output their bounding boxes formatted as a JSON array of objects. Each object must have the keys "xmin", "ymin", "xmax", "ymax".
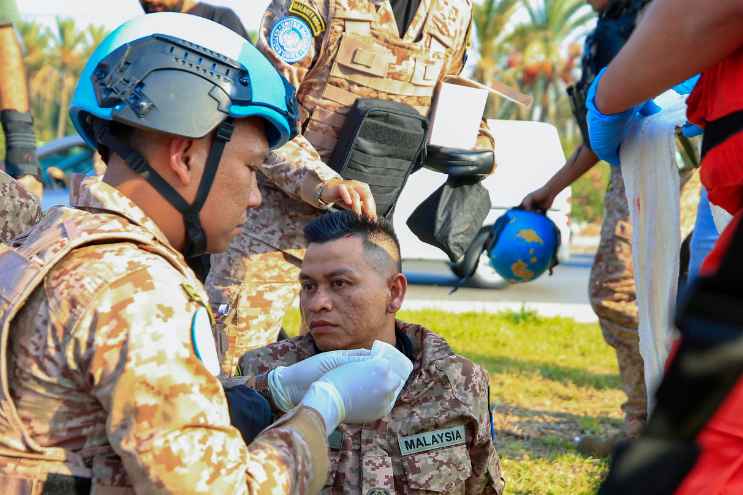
[
  {"xmin": 687, "ymin": 46, "xmax": 743, "ymax": 215},
  {"xmin": 674, "ymin": 210, "xmax": 743, "ymax": 495}
]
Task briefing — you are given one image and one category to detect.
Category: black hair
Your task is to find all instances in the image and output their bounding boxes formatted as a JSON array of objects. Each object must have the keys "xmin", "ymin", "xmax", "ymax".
[{"xmin": 304, "ymin": 210, "xmax": 402, "ymax": 274}]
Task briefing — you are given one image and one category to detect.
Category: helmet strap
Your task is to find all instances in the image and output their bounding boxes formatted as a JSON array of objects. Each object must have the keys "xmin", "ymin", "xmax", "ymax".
[{"xmin": 93, "ymin": 118, "xmax": 235, "ymax": 258}]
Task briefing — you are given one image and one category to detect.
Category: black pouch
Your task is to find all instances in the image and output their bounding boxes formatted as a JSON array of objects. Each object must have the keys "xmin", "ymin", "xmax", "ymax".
[
  {"xmin": 328, "ymin": 98, "xmax": 428, "ymax": 219},
  {"xmin": 406, "ymin": 176, "xmax": 492, "ymax": 263}
]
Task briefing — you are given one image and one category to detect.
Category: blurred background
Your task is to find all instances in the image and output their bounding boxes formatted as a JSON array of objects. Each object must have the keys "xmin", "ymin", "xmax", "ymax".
[{"xmin": 7, "ymin": 0, "xmax": 609, "ymax": 230}]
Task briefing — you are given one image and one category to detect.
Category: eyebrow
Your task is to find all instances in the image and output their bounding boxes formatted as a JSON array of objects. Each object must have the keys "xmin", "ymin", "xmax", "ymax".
[{"xmin": 298, "ymin": 268, "xmax": 357, "ymax": 280}]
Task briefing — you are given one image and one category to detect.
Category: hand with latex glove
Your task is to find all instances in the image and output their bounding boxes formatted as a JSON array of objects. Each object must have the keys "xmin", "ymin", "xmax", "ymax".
[
  {"xmin": 586, "ymin": 68, "xmax": 640, "ymax": 167},
  {"xmin": 268, "ymin": 348, "xmax": 372, "ymax": 412},
  {"xmin": 300, "ymin": 340, "xmax": 414, "ymax": 434},
  {"xmin": 638, "ymin": 75, "xmax": 703, "ymax": 137}
]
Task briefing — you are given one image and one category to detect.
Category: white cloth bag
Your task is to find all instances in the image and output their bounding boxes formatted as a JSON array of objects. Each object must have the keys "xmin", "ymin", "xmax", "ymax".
[{"xmin": 619, "ymin": 91, "xmax": 688, "ymax": 413}]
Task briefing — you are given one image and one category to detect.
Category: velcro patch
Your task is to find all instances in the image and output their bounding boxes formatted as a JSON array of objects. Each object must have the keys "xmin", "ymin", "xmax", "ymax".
[
  {"xmin": 270, "ymin": 16, "xmax": 313, "ymax": 64},
  {"xmin": 398, "ymin": 425, "xmax": 465, "ymax": 456},
  {"xmin": 289, "ymin": 0, "xmax": 326, "ymax": 36}
]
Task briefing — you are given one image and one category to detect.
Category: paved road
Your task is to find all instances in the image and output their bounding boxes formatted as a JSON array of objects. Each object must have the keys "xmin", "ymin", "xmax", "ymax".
[{"xmin": 402, "ymin": 254, "xmax": 598, "ymax": 322}]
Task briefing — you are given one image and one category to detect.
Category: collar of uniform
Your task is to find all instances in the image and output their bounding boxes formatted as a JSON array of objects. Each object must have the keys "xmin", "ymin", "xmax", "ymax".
[
  {"xmin": 71, "ymin": 176, "xmax": 172, "ymax": 248},
  {"xmin": 396, "ymin": 320, "xmax": 455, "ymax": 369}
]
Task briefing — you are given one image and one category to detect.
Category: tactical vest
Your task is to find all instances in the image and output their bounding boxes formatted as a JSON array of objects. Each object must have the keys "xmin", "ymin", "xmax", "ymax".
[
  {"xmin": 0, "ymin": 206, "xmax": 196, "ymax": 495},
  {"xmin": 568, "ymin": 0, "xmax": 650, "ymax": 143},
  {"xmin": 299, "ymin": 0, "xmax": 472, "ymax": 160}
]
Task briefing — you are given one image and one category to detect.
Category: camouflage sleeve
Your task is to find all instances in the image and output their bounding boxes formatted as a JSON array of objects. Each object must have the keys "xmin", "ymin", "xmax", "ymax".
[
  {"xmin": 257, "ymin": 0, "xmax": 340, "ymax": 206},
  {"xmin": 465, "ymin": 364, "xmax": 505, "ymax": 495},
  {"xmin": 72, "ymin": 259, "xmax": 327, "ymax": 494},
  {"xmin": 0, "ymin": 170, "xmax": 41, "ymax": 243}
]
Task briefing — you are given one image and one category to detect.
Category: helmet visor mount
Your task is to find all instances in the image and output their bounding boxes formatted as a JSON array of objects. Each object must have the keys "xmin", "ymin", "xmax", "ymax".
[{"xmin": 92, "ymin": 34, "xmax": 297, "ymax": 141}]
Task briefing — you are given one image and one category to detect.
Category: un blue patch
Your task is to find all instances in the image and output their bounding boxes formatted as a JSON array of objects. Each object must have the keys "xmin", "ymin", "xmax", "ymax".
[{"xmin": 269, "ymin": 16, "xmax": 312, "ymax": 64}]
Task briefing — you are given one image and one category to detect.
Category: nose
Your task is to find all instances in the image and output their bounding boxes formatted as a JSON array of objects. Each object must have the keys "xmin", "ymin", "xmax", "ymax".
[{"xmin": 302, "ymin": 286, "xmax": 332, "ymax": 314}]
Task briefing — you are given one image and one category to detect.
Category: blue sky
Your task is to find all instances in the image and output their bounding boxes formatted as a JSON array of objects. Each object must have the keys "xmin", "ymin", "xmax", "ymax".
[{"xmin": 19, "ymin": 0, "xmax": 271, "ymax": 31}]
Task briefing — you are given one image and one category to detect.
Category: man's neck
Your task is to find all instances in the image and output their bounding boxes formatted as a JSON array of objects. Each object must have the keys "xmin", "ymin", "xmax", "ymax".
[
  {"xmin": 370, "ymin": 318, "xmax": 397, "ymax": 349},
  {"xmin": 103, "ymin": 157, "xmax": 186, "ymax": 252}
]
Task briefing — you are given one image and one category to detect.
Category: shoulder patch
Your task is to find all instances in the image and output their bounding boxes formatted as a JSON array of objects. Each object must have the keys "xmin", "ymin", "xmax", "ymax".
[
  {"xmin": 191, "ymin": 307, "xmax": 221, "ymax": 376},
  {"xmin": 289, "ymin": 0, "xmax": 326, "ymax": 36},
  {"xmin": 269, "ymin": 16, "xmax": 313, "ymax": 64}
]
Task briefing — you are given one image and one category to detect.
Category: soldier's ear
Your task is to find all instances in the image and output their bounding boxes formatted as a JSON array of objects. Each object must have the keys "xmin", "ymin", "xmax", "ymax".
[
  {"xmin": 386, "ymin": 273, "xmax": 407, "ymax": 313},
  {"xmin": 167, "ymin": 136, "xmax": 197, "ymax": 187}
]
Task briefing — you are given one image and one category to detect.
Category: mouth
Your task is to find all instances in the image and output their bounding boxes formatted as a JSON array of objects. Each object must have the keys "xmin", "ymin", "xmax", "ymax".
[{"xmin": 309, "ymin": 320, "xmax": 337, "ymax": 331}]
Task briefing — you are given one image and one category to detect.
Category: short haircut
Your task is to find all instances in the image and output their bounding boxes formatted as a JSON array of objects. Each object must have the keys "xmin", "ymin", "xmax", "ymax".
[{"xmin": 304, "ymin": 211, "xmax": 402, "ymax": 274}]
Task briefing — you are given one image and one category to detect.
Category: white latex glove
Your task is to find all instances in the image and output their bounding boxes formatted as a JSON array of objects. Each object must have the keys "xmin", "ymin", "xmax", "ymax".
[
  {"xmin": 300, "ymin": 340, "xmax": 414, "ymax": 433},
  {"xmin": 268, "ymin": 348, "xmax": 372, "ymax": 412}
]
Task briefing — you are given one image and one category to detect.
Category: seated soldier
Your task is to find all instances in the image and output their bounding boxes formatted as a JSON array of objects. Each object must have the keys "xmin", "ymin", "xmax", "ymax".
[{"xmin": 238, "ymin": 210, "xmax": 505, "ymax": 494}]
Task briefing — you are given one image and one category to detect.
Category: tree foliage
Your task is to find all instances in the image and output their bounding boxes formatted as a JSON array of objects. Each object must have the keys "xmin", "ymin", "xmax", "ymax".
[{"xmin": 19, "ymin": 18, "xmax": 107, "ymax": 143}]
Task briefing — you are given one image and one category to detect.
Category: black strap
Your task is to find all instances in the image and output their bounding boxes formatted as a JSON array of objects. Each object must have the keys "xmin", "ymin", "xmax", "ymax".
[
  {"xmin": 701, "ymin": 109, "xmax": 743, "ymax": 159},
  {"xmin": 41, "ymin": 473, "xmax": 92, "ymax": 495},
  {"xmin": 93, "ymin": 119, "xmax": 234, "ymax": 258}
]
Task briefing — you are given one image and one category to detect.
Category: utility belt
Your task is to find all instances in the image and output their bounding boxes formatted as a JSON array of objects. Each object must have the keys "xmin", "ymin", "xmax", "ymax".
[
  {"xmin": 701, "ymin": 109, "xmax": 743, "ymax": 159},
  {"xmin": 328, "ymin": 98, "xmax": 429, "ymax": 219}
]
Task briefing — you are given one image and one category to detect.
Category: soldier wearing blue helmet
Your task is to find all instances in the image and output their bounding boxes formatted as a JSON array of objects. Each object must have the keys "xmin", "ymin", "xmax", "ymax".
[{"xmin": 0, "ymin": 13, "xmax": 408, "ymax": 494}]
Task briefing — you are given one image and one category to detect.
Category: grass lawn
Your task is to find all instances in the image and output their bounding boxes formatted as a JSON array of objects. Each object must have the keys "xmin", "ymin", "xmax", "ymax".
[{"xmin": 283, "ymin": 307, "xmax": 623, "ymax": 494}]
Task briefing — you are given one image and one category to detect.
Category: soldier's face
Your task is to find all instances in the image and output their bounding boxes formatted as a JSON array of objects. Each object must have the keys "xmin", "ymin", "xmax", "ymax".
[
  {"xmin": 139, "ymin": 0, "xmax": 185, "ymax": 13},
  {"xmin": 199, "ymin": 118, "xmax": 266, "ymax": 252},
  {"xmin": 300, "ymin": 236, "xmax": 399, "ymax": 350}
]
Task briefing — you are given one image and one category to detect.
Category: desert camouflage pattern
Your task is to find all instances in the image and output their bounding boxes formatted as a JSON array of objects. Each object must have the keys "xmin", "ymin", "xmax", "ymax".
[
  {"xmin": 208, "ymin": 0, "xmax": 485, "ymax": 370},
  {"xmin": 259, "ymin": 0, "xmax": 482, "ymax": 162},
  {"xmin": 589, "ymin": 166, "xmax": 646, "ymax": 435},
  {"xmin": 589, "ymin": 166, "xmax": 702, "ymax": 435},
  {"xmin": 239, "ymin": 321, "xmax": 505, "ymax": 494},
  {"xmin": 0, "ymin": 170, "xmax": 41, "ymax": 243},
  {"xmin": 0, "ymin": 176, "xmax": 328, "ymax": 494},
  {"xmin": 207, "ymin": 185, "xmax": 310, "ymax": 375}
]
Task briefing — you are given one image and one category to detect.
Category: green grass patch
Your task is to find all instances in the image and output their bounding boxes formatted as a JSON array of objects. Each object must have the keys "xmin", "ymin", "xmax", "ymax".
[{"xmin": 283, "ymin": 308, "xmax": 623, "ymax": 494}]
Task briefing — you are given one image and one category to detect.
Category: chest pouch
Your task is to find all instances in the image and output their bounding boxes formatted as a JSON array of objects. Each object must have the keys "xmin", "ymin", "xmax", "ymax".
[{"xmin": 328, "ymin": 98, "xmax": 428, "ymax": 219}]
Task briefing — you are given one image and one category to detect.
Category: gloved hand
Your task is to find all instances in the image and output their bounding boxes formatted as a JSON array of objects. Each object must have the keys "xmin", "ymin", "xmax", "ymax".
[
  {"xmin": 268, "ymin": 348, "xmax": 372, "ymax": 412},
  {"xmin": 638, "ymin": 75, "xmax": 703, "ymax": 137},
  {"xmin": 1, "ymin": 110, "xmax": 41, "ymax": 180},
  {"xmin": 586, "ymin": 68, "xmax": 639, "ymax": 167},
  {"xmin": 300, "ymin": 340, "xmax": 413, "ymax": 434}
]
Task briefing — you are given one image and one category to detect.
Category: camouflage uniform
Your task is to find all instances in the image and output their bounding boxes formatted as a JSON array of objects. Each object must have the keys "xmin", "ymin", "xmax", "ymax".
[
  {"xmin": 238, "ymin": 320, "xmax": 505, "ymax": 494},
  {"xmin": 0, "ymin": 176, "xmax": 328, "ymax": 494},
  {"xmin": 0, "ymin": 169, "xmax": 41, "ymax": 243},
  {"xmin": 207, "ymin": 0, "xmax": 487, "ymax": 375},
  {"xmin": 589, "ymin": 167, "xmax": 646, "ymax": 435}
]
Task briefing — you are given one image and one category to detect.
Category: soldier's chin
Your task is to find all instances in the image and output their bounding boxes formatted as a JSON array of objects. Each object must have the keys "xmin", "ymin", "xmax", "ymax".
[{"xmin": 310, "ymin": 329, "xmax": 345, "ymax": 352}]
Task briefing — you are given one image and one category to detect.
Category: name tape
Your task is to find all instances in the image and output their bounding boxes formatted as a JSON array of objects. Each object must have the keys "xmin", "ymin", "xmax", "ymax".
[{"xmin": 398, "ymin": 425, "xmax": 465, "ymax": 456}]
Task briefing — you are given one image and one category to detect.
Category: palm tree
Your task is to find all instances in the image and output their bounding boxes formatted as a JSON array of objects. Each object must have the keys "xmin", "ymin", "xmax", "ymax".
[
  {"xmin": 49, "ymin": 17, "xmax": 87, "ymax": 138},
  {"xmin": 83, "ymin": 24, "xmax": 109, "ymax": 59},
  {"xmin": 505, "ymin": 0, "xmax": 594, "ymax": 127},
  {"xmin": 18, "ymin": 20, "xmax": 58, "ymax": 142},
  {"xmin": 472, "ymin": 0, "xmax": 520, "ymax": 84}
]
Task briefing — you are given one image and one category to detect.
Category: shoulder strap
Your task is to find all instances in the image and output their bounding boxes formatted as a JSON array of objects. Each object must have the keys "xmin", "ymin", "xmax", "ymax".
[{"xmin": 0, "ymin": 208, "xmax": 188, "ymax": 463}]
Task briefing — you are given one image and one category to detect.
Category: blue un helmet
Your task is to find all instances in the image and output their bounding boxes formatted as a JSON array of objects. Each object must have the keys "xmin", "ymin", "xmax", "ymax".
[
  {"xmin": 487, "ymin": 208, "xmax": 561, "ymax": 283},
  {"xmin": 69, "ymin": 13, "xmax": 299, "ymax": 257}
]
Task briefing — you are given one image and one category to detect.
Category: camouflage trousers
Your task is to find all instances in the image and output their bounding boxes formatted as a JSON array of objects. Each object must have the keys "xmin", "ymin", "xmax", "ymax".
[
  {"xmin": 589, "ymin": 166, "xmax": 646, "ymax": 436},
  {"xmin": 206, "ymin": 184, "xmax": 318, "ymax": 376}
]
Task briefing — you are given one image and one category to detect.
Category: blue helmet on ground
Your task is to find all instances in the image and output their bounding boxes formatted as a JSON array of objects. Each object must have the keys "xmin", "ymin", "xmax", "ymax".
[
  {"xmin": 68, "ymin": 13, "xmax": 299, "ymax": 257},
  {"xmin": 487, "ymin": 208, "xmax": 561, "ymax": 283}
]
